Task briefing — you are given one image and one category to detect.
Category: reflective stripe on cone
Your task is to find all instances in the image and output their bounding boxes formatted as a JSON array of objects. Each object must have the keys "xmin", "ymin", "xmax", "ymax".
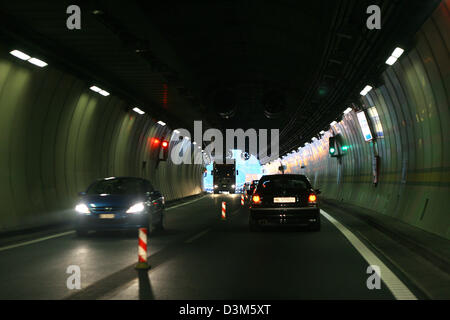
[
  {"xmin": 135, "ymin": 228, "xmax": 150, "ymax": 269},
  {"xmin": 221, "ymin": 202, "xmax": 226, "ymax": 220}
]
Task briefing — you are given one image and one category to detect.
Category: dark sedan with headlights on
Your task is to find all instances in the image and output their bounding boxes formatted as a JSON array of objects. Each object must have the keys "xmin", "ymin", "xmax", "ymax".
[
  {"xmin": 74, "ymin": 177, "xmax": 165, "ymax": 236},
  {"xmin": 248, "ymin": 174, "xmax": 321, "ymax": 231}
]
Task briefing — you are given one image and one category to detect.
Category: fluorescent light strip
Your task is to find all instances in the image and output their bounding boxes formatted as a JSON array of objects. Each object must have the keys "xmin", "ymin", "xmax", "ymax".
[
  {"xmin": 343, "ymin": 107, "xmax": 352, "ymax": 114},
  {"xmin": 132, "ymin": 107, "xmax": 145, "ymax": 115},
  {"xmin": 157, "ymin": 121, "xmax": 166, "ymax": 126},
  {"xmin": 360, "ymin": 85, "xmax": 373, "ymax": 96},
  {"xmin": 391, "ymin": 47, "xmax": 404, "ymax": 58},
  {"xmin": 385, "ymin": 48, "xmax": 404, "ymax": 66},
  {"xmin": 28, "ymin": 58, "xmax": 47, "ymax": 68},
  {"xmin": 10, "ymin": 50, "xmax": 48, "ymax": 68},
  {"xmin": 89, "ymin": 86, "xmax": 109, "ymax": 96},
  {"xmin": 385, "ymin": 56, "xmax": 398, "ymax": 66},
  {"xmin": 10, "ymin": 50, "xmax": 30, "ymax": 60},
  {"xmin": 90, "ymin": 86, "xmax": 101, "ymax": 92}
]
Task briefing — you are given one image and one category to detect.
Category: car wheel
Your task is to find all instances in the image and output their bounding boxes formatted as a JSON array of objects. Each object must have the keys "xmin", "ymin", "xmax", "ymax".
[{"xmin": 76, "ymin": 229, "xmax": 89, "ymax": 237}]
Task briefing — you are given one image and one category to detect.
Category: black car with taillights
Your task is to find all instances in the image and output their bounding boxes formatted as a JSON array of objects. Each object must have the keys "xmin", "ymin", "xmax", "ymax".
[{"xmin": 248, "ymin": 174, "xmax": 321, "ymax": 231}]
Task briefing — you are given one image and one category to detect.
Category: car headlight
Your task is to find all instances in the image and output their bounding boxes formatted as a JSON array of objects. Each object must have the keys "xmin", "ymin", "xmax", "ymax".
[
  {"xmin": 231, "ymin": 184, "xmax": 235, "ymax": 188},
  {"xmin": 214, "ymin": 185, "xmax": 218, "ymax": 189},
  {"xmin": 75, "ymin": 203, "xmax": 90, "ymax": 214},
  {"xmin": 126, "ymin": 202, "xmax": 145, "ymax": 214}
]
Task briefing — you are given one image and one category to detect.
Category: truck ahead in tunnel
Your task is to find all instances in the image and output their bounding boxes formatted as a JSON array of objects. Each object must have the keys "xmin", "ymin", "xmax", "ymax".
[{"xmin": 212, "ymin": 160, "xmax": 237, "ymax": 194}]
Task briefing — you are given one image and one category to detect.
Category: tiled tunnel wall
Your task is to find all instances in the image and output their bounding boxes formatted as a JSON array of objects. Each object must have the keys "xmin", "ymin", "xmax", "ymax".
[
  {"xmin": 264, "ymin": 1, "xmax": 450, "ymax": 239},
  {"xmin": 0, "ymin": 45, "xmax": 204, "ymax": 233}
]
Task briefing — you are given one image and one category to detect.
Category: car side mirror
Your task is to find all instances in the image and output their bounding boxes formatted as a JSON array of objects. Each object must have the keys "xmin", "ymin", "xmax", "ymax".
[
  {"xmin": 78, "ymin": 191, "xmax": 86, "ymax": 196},
  {"xmin": 315, "ymin": 189, "xmax": 321, "ymax": 195}
]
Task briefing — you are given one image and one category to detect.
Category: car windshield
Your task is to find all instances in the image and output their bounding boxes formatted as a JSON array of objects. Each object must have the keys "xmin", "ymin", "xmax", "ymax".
[
  {"xmin": 86, "ymin": 178, "xmax": 146, "ymax": 195},
  {"xmin": 257, "ymin": 176, "xmax": 311, "ymax": 194},
  {"xmin": 214, "ymin": 164, "xmax": 235, "ymax": 175}
]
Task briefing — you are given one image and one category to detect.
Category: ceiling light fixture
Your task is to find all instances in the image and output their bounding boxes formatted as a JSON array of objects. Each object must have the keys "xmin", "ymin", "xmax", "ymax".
[
  {"xmin": 385, "ymin": 56, "xmax": 398, "ymax": 66},
  {"xmin": 90, "ymin": 86, "xmax": 101, "ymax": 92},
  {"xmin": 90, "ymin": 85, "xmax": 109, "ymax": 97},
  {"xmin": 391, "ymin": 47, "xmax": 404, "ymax": 58},
  {"xmin": 10, "ymin": 50, "xmax": 48, "ymax": 68},
  {"xmin": 360, "ymin": 85, "xmax": 373, "ymax": 96},
  {"xmin": 10, "ymin": 50, "xmax": 30, "ymax": 60},
  {"xmin": 132, "ymin": 107, "xmax": 145, "ymax": 115},
  {"xmin": 385, "ymin": 47, "xmax": 404, "ymax": 66},
  {"xmin": 343, "ymin": 107, "xmax": 352, "ymax": 114},
  {"xmin": 28, "ymin": 58, "xmax": 47, "ymax": 68}
]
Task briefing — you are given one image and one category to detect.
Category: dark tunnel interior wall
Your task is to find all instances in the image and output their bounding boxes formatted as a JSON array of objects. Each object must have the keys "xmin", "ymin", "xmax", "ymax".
[
  {"xmin": 264, "ymin": 1, "xmax": 449, "ymax": 239},
  {"xmin": 0, "ymin": 48, "xmax": 204, "ymax": 233}
]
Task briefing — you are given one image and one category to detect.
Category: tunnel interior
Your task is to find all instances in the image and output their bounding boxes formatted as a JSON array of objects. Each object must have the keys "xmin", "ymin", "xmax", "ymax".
[{"xmin": 0, "ymin": 0, "xmax": 448, "ymax": 302}]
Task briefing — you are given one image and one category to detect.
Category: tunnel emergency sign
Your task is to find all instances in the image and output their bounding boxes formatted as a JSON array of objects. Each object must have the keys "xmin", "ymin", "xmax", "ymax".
[{"xmin": 357, "ymin": 111, "xmax": 373, "ymax": 141}]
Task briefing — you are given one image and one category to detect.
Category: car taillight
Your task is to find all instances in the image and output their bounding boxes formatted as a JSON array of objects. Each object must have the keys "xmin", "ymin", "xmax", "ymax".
[
  {"xmin": 308, "ymin": 194, "xmax": 317, "ymax": 203},
  {"xmin": 252, "ymin": 195, "xmax": 261, "ymax": 204}
]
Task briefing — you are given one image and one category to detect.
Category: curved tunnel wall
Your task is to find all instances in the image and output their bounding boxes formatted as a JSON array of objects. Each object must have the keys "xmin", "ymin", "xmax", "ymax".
[
  {"xmin": 264, "ymin": 1, "xmax": 450, "ymax": 239},
  {"xmin": 0, "ymin": 46, "xmax": 204, "ymax": 233}
]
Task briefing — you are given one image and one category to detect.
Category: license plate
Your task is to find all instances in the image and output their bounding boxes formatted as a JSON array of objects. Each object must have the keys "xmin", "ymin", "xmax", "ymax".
[
  {"xmin": 99, "ymin": 214, "xmax": 115, "ymax": 219},
  {"xmin": 273, "ymin": 197, "xmax": 296, "ymax": 203}
]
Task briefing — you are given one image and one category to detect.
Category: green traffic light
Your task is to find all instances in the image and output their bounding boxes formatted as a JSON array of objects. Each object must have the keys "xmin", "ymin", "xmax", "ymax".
[
  {"xmin": 342, "ymin": 145, "xmax": 349, "ymax": 151},
  {"xmin": 329, "ymin": 147, "xmax": 335, "ymax": 154}
]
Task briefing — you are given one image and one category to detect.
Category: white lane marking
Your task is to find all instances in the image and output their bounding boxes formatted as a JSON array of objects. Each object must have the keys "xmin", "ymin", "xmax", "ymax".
[
  {"xmin": 320, "ymin": 209, "xmax": 417, "ymax": 300},
  {"xmin": 0, "ymin": 231, "xmax": 75, "ymax": 252},
  {"xmin": 185, "ymin": 228, "xmax": 211, "ymax": 243},
  {"xmin": 166, "ymin": 195, "xmax": 208, "ymax": 211}
]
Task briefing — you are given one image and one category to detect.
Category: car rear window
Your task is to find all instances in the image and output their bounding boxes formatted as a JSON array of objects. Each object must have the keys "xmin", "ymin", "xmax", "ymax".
[
  {"xmin": 87, "ymin": 178, "xmax": 146, "ymax": 195},
  {"xmin": 256, "ymin": 176, "xmax": 311, "ymax": 194}
]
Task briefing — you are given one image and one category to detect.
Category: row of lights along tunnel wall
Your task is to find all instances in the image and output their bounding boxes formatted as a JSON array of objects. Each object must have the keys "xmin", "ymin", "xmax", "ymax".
[
  {"xmin": 9, "ymin": 49, "xmax": 210, "ymax": 163},
  {"xmin": 275, "ymin": 46, "xmax": 405, "ymax": 163}
]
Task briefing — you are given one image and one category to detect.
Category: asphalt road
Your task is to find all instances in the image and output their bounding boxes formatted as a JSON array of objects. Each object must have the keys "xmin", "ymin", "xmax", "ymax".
[{"xmin": 0, "ymin": 194, "xmax": 399, "ymax": 299}]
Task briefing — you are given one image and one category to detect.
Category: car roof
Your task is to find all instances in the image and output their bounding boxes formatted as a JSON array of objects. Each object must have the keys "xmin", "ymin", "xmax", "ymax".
[{"xmin": 259, "ymin": 174, "xmax": 309, "ymax": 180}]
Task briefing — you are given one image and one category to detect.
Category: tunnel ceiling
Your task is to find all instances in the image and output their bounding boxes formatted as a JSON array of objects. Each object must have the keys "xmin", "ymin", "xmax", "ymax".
[{"xmin": 0, "ymin": 0, "xmax": 441, "ymax": 159}]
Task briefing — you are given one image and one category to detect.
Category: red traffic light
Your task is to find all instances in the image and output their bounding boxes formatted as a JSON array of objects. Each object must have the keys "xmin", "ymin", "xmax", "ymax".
[{"xmin": 150, "ymin": 137, "xmax": 161, "ymax": 146}]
